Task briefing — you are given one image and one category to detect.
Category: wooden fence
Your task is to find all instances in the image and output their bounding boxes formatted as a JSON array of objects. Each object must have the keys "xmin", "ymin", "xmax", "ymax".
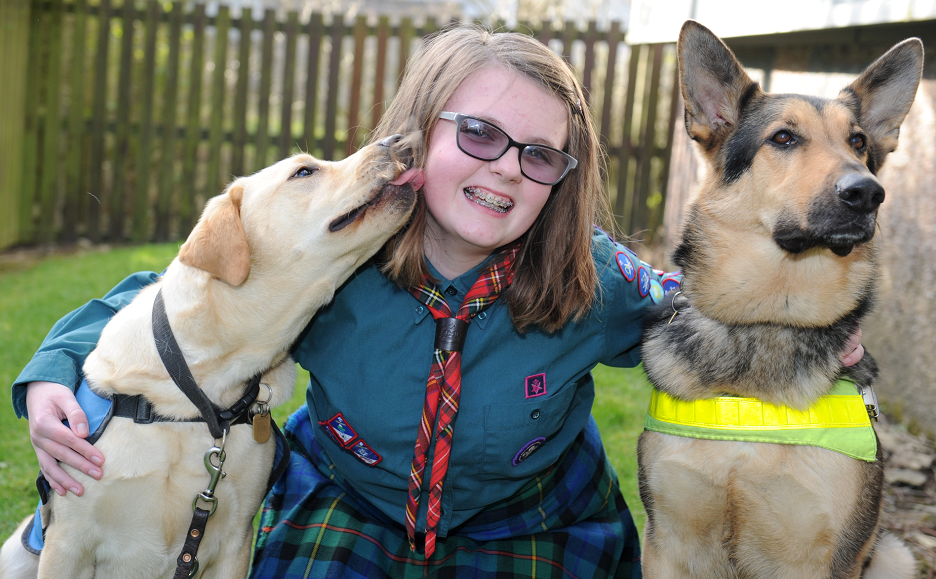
[{"xmin": 0, "ymin": 0, "xmax": 679, "ymax": 250}]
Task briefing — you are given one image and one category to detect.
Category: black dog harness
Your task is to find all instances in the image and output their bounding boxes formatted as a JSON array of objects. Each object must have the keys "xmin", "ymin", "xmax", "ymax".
[{"xmin": 24, "ymin": 289, "xmax": 289, "ymax": 579}]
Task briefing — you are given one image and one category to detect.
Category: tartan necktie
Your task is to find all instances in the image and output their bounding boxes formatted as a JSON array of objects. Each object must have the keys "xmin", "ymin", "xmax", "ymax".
[{"xmin": 405, "ymin": 244, "xmax": 520, "ymax": 558}]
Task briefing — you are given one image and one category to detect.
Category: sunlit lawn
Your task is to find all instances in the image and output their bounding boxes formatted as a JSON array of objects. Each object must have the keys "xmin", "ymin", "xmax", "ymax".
[{"xmin": 0, "ymin": 244, "xmax": 651, "ymax": 542}]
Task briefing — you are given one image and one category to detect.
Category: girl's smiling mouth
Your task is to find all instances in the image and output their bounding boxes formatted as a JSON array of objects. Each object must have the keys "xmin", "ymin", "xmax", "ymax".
[{"xmin": 464, "ymin": 186, "xmax": 514, "ymax": 213}]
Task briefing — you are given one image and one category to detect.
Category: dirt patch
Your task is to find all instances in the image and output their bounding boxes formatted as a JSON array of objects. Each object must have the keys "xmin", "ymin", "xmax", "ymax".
[{"xmin": 878, "ymin": 414, "xmax": 936, "ymax": 578}]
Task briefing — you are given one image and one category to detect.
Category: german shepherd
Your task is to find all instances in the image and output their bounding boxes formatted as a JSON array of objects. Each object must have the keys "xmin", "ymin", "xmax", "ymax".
[{"xmin": 637, "ymin": 21, "xmax": 923, "ymax": 579}]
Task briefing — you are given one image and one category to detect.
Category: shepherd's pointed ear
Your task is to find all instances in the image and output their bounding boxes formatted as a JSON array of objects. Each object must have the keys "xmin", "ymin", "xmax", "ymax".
[
  {"xmin": 178, "ymin": 183, "xmax": 250, "ymax": 286},
  {"xmin": 840, "ymin": 38, "xmax": 923, "ymax": 172},
  {"xmin": 678, "ymin": 20, "xmax": 761, "ymax": 151}
]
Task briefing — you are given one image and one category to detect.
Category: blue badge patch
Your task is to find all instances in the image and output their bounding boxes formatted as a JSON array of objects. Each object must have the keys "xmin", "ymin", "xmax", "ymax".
[
  {"xmin": 650, "ymin": 279, "xmax": 664, "ymax": 303},
  {"xmin": 615, "ymin": 251, "xmax": 636, "ymax": 281},
  {"xmin": 662, "ymin": 277, "xmax": 681, "ymax": 295},
  {"xmin": 323, "ymin": 413, "xmax": 358, "ymax": 447},
  {"xmin": 637, "ymin": 266, "xmax": 651, "ymax": 297},
  {"xmin": 512, "ymin": 437, "xmax": 546, "ymax": 466},
  {"xmin": 350, "ymin": 440, "xmax": 382, "ymax": 465}
]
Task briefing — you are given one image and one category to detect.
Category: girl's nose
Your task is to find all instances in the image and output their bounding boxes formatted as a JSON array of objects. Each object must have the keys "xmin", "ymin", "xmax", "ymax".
[{"xmin": 487, "ymin": 146, "xmax": 524, "ymax": 183}]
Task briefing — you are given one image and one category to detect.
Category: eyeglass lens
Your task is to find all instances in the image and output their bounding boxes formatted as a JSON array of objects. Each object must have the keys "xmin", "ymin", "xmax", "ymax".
[{"xmin": 455, "ymin": 116, "xmax": 572, "ymax": 185}]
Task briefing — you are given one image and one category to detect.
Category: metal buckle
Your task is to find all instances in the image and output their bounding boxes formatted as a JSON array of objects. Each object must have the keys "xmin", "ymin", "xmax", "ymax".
[
  {"xmin": 191, "ymin": 445, "xmax": 226, "ymax": 517},
  {"xmin": 858, "ymin": 383, "xmax": 879, "ymax": 422}
]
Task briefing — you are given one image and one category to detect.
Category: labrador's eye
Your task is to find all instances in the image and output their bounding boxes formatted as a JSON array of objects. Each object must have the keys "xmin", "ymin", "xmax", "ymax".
[{"xmin": 292, "ymin": 166, "xmax": 317, "ymax": 179}]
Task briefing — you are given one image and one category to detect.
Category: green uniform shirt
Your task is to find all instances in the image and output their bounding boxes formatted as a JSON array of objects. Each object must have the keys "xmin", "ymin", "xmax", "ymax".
[{"xmin": 12, "ymin": 229, "xmax": 678, "ymax": 536}]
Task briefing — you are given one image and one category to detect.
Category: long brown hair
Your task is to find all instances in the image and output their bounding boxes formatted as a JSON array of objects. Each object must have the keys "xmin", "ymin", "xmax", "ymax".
[{"xmin": 372, "ymin": 25, "xmax": 610, "ymax": 333}]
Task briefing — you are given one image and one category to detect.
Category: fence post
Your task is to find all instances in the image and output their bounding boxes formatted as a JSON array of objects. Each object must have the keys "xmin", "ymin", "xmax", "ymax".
[
  {"xmin": 230, "ymin": 6, "xmax": 251, "ymax": 178},
  {"xmin": 323, "ymin": 16, "xmax": 344, "ymax": 160},
  {"xmin": 132, "ymin": 0, "xmax": 161, "ymax": 242},
  {"xmin": 278, "ymin": 10, "xmax": 299, "ymax": 159},
  {"xmin": 0, "ymin": 0, "xmax": 32, "ymax": 250},
  {"xmin": 254, "ymin": 8, "xmax": 275, "ymax": 171},
  {"xmin": 86, "ymin": 0, "xmax": 112, "ymax": 243},
  {"xmin": 155, "ymin": 1, "xmax": 184, "ymax": 242},
  {"xmin": 62, "ymin": 0, "xmax": 89, "ymax": 245},
  {"xmin": 179, "ymin": 3, "xmax": 206, "ymax": 235},
  {"xmin": 302, "ymin": 12, "xmax": 324, "ymax": 157},
  {"xmin": 345, "ymin": 15, "xmax": 367, "ymax": 156},
  {"xmin": 206, "ymin": 6, "xmax": 231, "ymax": 200}
]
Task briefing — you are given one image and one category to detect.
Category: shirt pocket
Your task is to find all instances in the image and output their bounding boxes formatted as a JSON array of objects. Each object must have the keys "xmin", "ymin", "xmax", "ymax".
[{"xmin": 479, "ymin": 384, "xmax": 577, "ymax": 481}]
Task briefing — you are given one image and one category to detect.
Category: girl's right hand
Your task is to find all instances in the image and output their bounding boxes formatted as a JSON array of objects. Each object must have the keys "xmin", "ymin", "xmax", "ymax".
[{"xmin": 25, "ymin": 381, "xmax": 105, "ymax": 497}]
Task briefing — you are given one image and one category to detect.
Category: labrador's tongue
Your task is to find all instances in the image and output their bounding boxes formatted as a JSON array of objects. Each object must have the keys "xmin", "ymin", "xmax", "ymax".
[{"xmin": 390, "ymin": 167, "xmax": 425, "ymax": 191}]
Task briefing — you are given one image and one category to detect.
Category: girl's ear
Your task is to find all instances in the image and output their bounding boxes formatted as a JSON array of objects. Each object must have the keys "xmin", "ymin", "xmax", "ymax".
[{"xmin": 178, "ymin": 184, "xmax": 250, "ymax": 286}]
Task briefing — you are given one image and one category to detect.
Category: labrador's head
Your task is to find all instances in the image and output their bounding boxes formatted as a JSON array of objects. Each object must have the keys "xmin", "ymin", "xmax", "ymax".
[{"xmin": 178, "ymin": 135, "xmax": 422, "ymax": 300}]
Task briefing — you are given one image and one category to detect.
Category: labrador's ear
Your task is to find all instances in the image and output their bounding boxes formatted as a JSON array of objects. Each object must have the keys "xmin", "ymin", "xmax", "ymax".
[{"xmin": 179, "ymin": 184, "xmax": 250, "ymax": 286}]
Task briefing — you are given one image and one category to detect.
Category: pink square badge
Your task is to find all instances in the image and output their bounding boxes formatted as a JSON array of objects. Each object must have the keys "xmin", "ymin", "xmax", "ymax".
[{"xmin": 525, "ymin": 373, "xmax": 547, "ymax": 398}]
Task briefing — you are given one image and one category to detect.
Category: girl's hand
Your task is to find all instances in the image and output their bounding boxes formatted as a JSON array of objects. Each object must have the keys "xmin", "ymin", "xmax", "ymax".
[
  {"xmin": 25, "ymin": 381, "xmax": 105, "ymax": 497},
  {"xmin": 841, "ymin": 327, "xmax": 864, "ymax": 367}
]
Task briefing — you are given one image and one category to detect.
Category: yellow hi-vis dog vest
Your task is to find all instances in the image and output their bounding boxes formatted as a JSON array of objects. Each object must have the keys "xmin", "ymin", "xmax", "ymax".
[{"xmin": 644, "ymin": 379, "xmax": 878, "ymax": 462}]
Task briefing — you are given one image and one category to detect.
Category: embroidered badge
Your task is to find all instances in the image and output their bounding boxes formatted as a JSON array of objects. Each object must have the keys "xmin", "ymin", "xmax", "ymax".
[
  {"xmin": 653, "ymin": 268, "xmax": 666, "ymax": 277},
  {"xmin": 615, "ymin": 251, "xmax": 636, "ymax": 281},
  {"xmin": 513, "ymin": 437, "xmax": 546, "ymax": 466},
  {"xmin": 662, "ymin": 277, "xmax": 681, "ymax": 295},
  {"xmin": 637, "ymin": 266, "xmax": 651, "ymax": 297},
  {"xmin": 324, "ymin": 413, "xmax": 358, "ymax": 447},
  {"xmin": 350, "ymin": 440, "xmax": 383, "ymax": 466},
  {"xmin": 525, "ymin": 373, "xmax": 547, "ymax": 399},
  {"xmin": 650, "ymin": 279, "xmax": 664, "ymax": 304},
  {"xmin": 318, "ymin": 420, "xmax": 339, "ymax": 444}
]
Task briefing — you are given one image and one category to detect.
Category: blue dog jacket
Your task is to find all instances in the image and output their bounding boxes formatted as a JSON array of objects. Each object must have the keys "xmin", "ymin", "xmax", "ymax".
[{"xmin": 22, "ymin": 379, "xmax": 288, "ymax": 555}]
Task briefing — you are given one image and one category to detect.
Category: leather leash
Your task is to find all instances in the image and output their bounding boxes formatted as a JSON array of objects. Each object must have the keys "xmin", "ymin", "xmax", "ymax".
[{"xmin": 151, "ymin": 288, "xmax": 263, "ymax": 579}]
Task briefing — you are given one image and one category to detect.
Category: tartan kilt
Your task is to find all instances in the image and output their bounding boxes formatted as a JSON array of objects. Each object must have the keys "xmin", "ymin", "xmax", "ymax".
[{"xmin": 250, "ymin": 406, "xmax": 641, "ymax": 579}]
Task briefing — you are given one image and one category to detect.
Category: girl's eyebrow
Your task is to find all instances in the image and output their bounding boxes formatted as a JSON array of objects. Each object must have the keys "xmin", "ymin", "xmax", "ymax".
[{"xmin": 472, "ymin": 114, "xmax": 562, "ymax": 149}]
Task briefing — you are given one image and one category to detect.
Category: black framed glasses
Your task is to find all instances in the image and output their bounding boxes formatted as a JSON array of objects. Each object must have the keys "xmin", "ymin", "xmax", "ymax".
[{"xmin": 439, "ymin": 112, "xmax": 578, "ymax": 186}]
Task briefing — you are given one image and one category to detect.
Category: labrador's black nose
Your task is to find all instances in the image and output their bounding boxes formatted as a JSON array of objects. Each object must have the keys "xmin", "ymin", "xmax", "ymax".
[
  {"xmin": 836, "ymin": 173, "xmax": 885, "ymax": 214},
  {"xmin": 377, "ymin": 134, "xmax": 404, "ymax": 148}
]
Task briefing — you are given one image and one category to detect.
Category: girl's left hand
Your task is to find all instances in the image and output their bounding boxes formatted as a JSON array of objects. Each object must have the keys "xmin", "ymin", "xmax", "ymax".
[{"xmin": 841, "ymin": 327, "xmax": 864, "ymax": 367}]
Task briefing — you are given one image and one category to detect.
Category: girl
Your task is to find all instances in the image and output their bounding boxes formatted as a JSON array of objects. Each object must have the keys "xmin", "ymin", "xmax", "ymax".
[{"xmin": 14, "ymin": 25, "xmax": 863, "ymax": 578}]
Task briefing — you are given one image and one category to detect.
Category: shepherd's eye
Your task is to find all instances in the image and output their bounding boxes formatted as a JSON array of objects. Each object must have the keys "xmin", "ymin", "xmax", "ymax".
[
  {"xmin": 770, "ymin": 130, "xmax": 795, "ymax": 145},
  {"xmin": 850, "ymin": 134, "xmax": 867, "ymax": 151},
  {"xmin": 292, "ymin": 166, "xmax": 317, "ymax": 179}
]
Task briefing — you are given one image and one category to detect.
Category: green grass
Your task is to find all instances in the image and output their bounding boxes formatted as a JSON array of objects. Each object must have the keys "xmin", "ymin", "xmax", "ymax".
[{"xmin": 0, "ymin": 244, "xmax": 651, "ymax": 542}]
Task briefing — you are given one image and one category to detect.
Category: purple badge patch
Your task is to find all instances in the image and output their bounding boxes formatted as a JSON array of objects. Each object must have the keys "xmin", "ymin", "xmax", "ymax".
[
  {"xmin": 525, "ymin": 373, "xmax": 547, "ymax": 399},
  {"xmin": 615, "ymin": 251, "xmax": 636, "ymax": 282},
  {"xmin": 350, "ymin": 440, "xmax": 382, "ymax": 465},
  {"xmin": 637, "ymin": 266, "xmax": 651, "ymax": 297},
  {"xmin": 325, "ymin": 413, "xmax": 358, "ymax": 447},
  {"xmin": 512, "ymin": 437, "xmax": 546, "ymax": 466}
]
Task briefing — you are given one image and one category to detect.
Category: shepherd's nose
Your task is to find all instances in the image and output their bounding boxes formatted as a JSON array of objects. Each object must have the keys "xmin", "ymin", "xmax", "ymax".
[
  {"xmin": 836, "ymin": 173, "xmax": 885, "ymax": 214},
  {"xmin": 377, "ymin": 134, "xmax": 403, "ymax": 148}
]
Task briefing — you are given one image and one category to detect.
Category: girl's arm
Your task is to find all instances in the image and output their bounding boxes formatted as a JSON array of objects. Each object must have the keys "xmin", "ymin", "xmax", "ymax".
[{"xmin": 13, "ymin": 271, "xmax": 160, "ymax": 496}]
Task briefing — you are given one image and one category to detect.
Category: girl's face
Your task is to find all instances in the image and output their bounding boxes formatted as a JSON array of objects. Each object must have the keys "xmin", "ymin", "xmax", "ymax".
[{"xmin": 422, "ymin": 66, "xmax": 569, "ymax": 277}]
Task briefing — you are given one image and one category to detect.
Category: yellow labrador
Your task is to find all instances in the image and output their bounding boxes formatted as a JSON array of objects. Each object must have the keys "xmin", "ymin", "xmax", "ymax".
[{"xmin": 0, "ymin": 135, "xmax": 421, "ymax": 579}]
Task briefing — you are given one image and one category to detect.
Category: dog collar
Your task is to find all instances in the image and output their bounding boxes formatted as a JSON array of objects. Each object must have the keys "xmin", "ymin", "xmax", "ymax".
[
  {"xmin": 644, "ymin": 379, "xmax": 878, "ymax": 462},
  {"xmin": 152, "ymin": 288, "xmax": 261, "ymax": 439}
]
